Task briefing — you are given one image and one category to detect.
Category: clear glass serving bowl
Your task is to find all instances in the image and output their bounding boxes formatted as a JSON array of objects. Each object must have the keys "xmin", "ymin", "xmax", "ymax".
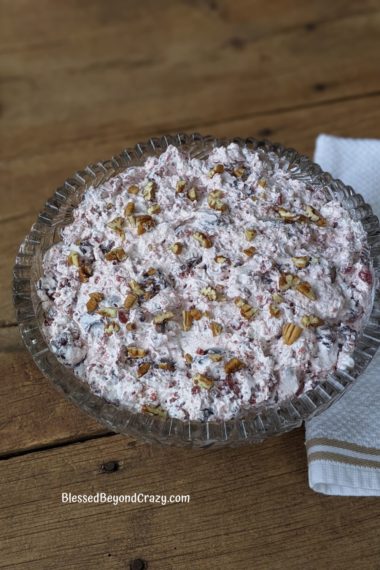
[{"xmin": 13, "ymin": 133, "xmax": 380, "ymax": 447}]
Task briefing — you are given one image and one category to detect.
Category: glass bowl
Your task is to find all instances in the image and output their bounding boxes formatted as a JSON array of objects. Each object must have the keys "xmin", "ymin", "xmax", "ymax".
[{"xmin": 13, "ymin": 133, "xmax": 380, "ymax": 447}]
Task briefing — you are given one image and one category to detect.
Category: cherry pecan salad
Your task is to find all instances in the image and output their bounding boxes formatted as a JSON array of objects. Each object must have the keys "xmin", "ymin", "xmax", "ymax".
[{"xmin": 37, "ymin": 144, "xmax": 373, "ymax": 421}]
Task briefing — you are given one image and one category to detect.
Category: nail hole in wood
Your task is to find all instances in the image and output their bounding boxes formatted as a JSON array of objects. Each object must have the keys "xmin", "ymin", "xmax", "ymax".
[{"xmin": 100, "ymin": 460, "xmax": 119, "ymax": 473}]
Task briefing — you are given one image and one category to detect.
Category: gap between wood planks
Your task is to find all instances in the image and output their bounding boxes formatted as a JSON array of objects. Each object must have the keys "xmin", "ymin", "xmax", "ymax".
[{"xmin": 0, "ymin": 431, "xmax": 116, "ymax": 462}]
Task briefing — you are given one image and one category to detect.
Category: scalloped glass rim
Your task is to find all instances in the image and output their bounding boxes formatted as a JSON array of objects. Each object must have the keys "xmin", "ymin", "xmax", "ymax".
[{"xmin": 13, "ymin": 133, "xmax": 380, "ymax": 447}]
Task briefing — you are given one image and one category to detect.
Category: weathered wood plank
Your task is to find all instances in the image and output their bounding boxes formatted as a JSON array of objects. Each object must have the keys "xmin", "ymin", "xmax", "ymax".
[
  {"xmin": 0, "ymin": 429, "xmax": 380, "ymax": 569},
  {"xmin": 0, "ymin": 328, "xmax": 107, "ymax": 456},
  {"xmin": 1, "ymin": 0, "xmax": 380, "ymax": 169}
]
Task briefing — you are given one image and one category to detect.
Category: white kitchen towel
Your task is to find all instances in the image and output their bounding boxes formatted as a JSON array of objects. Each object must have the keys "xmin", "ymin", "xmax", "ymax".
[{"xmin": 305, "ymin": 134, "xmax": 380, "ymax": 495}]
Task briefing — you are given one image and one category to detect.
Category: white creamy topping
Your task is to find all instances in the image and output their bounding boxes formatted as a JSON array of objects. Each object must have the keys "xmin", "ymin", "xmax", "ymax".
[{"xmin": 37, "ymin": 144, "xmax": 373, "ymax": 421}]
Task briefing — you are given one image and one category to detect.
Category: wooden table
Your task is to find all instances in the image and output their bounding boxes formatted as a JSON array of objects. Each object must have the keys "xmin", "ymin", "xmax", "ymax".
[{"xmin": 1, "ymin": 1, "xmax": 380, "ymax": 568}]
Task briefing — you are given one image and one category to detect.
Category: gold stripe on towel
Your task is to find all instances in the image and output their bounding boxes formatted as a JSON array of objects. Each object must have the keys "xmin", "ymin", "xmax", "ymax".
[
  {"xmin": 306, "ymin": 438, "xmax": 380, "ymax": 456},
  {"xmin": 308, "ymin": 451, "xmax": 380, "ymax": 469}
]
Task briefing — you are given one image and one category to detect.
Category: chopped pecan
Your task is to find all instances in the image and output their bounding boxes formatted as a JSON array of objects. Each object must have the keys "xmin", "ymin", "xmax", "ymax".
[
  {"xmin": 127, "ymin": 346, "xmax": 147, "ymax": 358},
  {"xmin": 243, "ymin": 246, "xmax": 256, "ymax": 257},
  {"xmin": 184, "ymin": 353, "xmax": 193, "ymax": 364},
  {"xmin": 129, "ymin": 280, "xmax": 145, "ymax": 296},
  {"xmin": 208, "ymin": 164, "xmax": 224, "ymax": 178},
  {"xmin": 292, "ymin": 256, "xmax": 310, "ymax": 269},
  {"xmin": 304, "ymin": 205, "xmax": 326, "ymax": 227},
  {"xmin": 208, "ymin": 189, "xmax": 228, "ymax": 212},
  {"xmin": 158, "ymin": 361, "xmax": 176, "ymax": 372},
  {"xmin": 86, "ymin": 292, "xmax": 104, "ymax": 313},
  {"xmin": 127, "ymin": 185, "xmax": 140, "ymax": 195},
  {"xmin": 124, "ymin": 201, "xmax": 135, "ymax": 216},
  {"xmin": 210, "ymin": 321, "xmax": 223, "ymax": 336},
  {"xmin": 105, "ymin": 247, "xmax": 127, "ymax": 262},
  {"xmin": 234, "ymin": 297, "xmax": 256, "ymax": 320},
  {"xmin": 278, "ymin": 208, "xmax": 300, "ymax": 222},
  {"xmin": 301, "ymin": 314, "xmax": 324, "ymax": 327},
  {"xmin": 97, "ymin": 307, "xmax": 118, "ymax": 318},
  {"xmin": 170, "ymin": 242, "xmax": 183, "ymax": 255},
  {"xmin": 209, "ymin": 353, "xmax": 223, "ymax": 362},
  {"xmin": 190, "ymin": 308, "xmax": 203, "ymax": 320},
  {"xmin": 201, "ymin": 286, "xmax": 218, "ymax": 301},
  {"xmin": 187, "ymin": 187, "xmax": 198, "ymax": 201},
  {"xmin": 67, "ymin": 251, "xmax": 80, "ymax": 267},
  {"xmin": 176, "ymin": 180, "xmax": 186, "ymax": 194},
  {"xmin": 244, "ymin": 228, "xmax": 257, "ymax": 241},
  {"xmin": 269, "ymin": 303, "xmax": 281, "ymax": 318},
  {"xmin": 137, "ymin": 362, "xmax": 151, "ymax": 378},
  {"xmin": 148, "ymin": 204, "xmax": 161, "ymax": 215},
  {"xmin": 182, "ymin": 310, "xmax": 193, "ymax": 331},
  {"xmin": 233, "ymin": 166, "xmax": 246, "ymax": 178},
  {"xmin": 193, "ymin": 232, "xmax": 213, "ymax": 248},
  {"xmin": 143, "ymin": 181, "xmax": 156, "ymax": 202},
  {"xmin": 224, "ymin": 358, "xmax": 244, "ymax": 374},
  {"xmin": 107, "ymin": 217, "xmax": 125, "ymax": 238},
  {"xmin": 136, "ymin": 214, "xmax": 155, "ymax": 235},
  {"xmin": 78, "ymin": 262, "xmax": 93, "ymax": 283},
  {"xmin": 278, "ymin": 273, "xmax": 300, "ymax": 291},
  {"xmin": 296, "ymin": 281, "xmax": 316, "ymax": 300},
  {"xmin": 124, "ymin": 293, "xmax": 138, "ymax": 309},
  {"xmin": 104, "ymin": 322, "xmax": 120, "ymax": 335},
  {"xmin": 214, "ymin": 255, "xmax": 230, "ymax": 264},
  {"xmin": 193, "ymin": 373, "xmax": 214, "ymax": 390},
  {"xmin": 153, "ymin": 311, "xmax": 175, "ymax": 324}
]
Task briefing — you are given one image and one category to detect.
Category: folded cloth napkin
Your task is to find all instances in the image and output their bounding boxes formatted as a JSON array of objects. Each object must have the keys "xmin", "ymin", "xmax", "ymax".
[{"xmin": 306, "ymin": 134, "xmax": 380, "ymax": 495}]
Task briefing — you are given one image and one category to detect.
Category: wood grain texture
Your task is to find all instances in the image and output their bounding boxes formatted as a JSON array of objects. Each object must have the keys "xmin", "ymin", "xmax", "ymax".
[
  {"xmin": 1, "ymin": 0, "xmax": 380, "ymax": 168},
  {"xmin": 2, "ymin": 0, "xmax": 380, "ymax": 567},
  {"xmin": 1, "ymin": 430, "xmax": 380, "ymax": 570},
  {"xmin": 0, "ymin": 328, "xmax": 107, "ymax": 457}
]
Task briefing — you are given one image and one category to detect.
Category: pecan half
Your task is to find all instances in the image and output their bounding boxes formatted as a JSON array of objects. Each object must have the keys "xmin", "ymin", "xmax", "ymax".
[{"xmin": 282, "ymin": 323, "xmax": 303, "ymax": 345}]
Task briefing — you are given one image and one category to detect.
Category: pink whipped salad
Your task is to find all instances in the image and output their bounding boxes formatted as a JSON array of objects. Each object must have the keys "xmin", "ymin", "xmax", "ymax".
[{"xmin": 37, "ymin": 143, "xmax": 373, "ymax": 421}]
